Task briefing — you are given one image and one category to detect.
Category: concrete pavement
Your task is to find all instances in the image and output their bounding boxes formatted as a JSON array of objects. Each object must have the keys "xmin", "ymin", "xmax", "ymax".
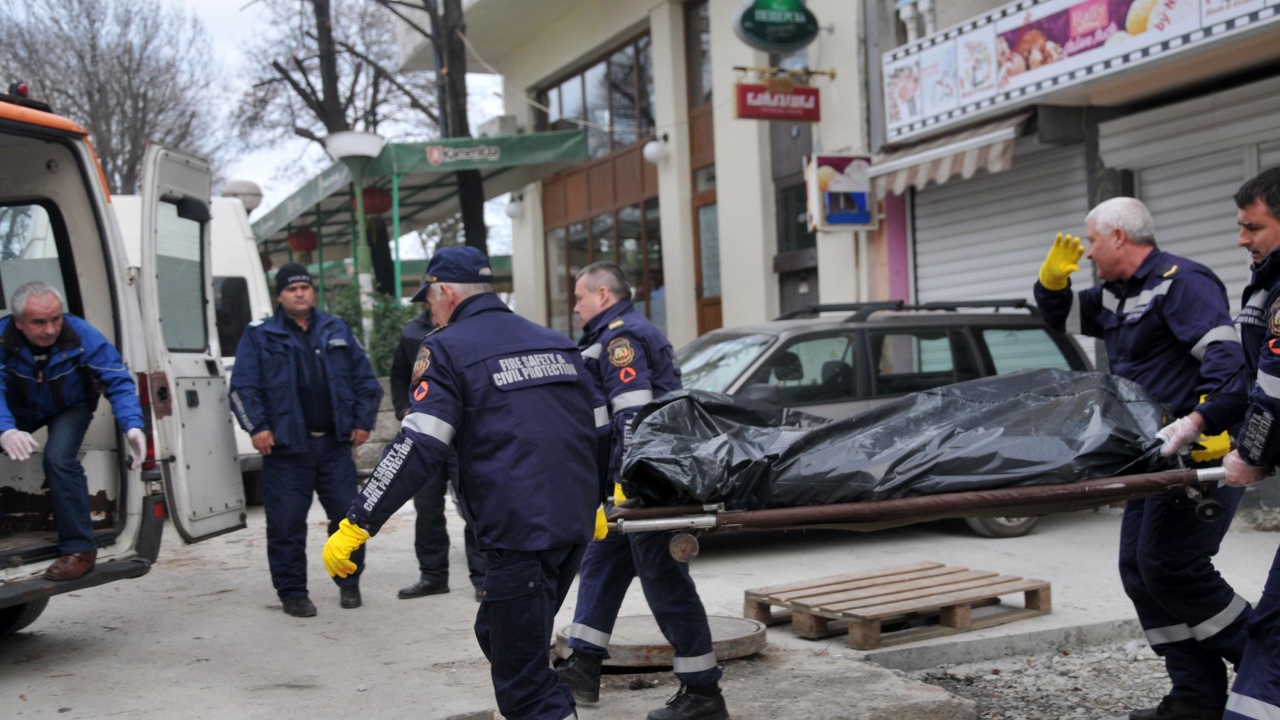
[{"xmin": 0, "ymin": 499, "xmax": 1275, "ymax": 719}]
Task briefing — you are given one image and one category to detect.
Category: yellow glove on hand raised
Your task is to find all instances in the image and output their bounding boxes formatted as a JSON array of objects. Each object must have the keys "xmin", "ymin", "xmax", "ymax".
[
  {"xmin": 1191, "ymin": 430, "xmax": 1231, "ymax": 463},
  {"xmin": 1038, "ymin": 233, "xmax": 1084, "ymax": 291},
  {"xmin": 594, "ymin": 506, "xmax": 609, "ymax": 540},
  {"xmin": 322, "ymin": 518, "xmax": 370, "ymax": 578}
]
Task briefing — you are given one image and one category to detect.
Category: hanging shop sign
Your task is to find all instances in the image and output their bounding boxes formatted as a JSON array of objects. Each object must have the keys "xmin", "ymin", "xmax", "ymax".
[
  {"xmin": 733, "ymin": 0, "xmax": 820, "ymax": 52},
  {"xmin": 882, "ymin": 0, "xmax": 1280, "ymax": 143},
  {"xmin": 806, "ymin": 154, "xmax": 875, "ymax": 230},
  {"xmin": 735, "ymin": 82, "xmax": 821, "ymax": 121}
]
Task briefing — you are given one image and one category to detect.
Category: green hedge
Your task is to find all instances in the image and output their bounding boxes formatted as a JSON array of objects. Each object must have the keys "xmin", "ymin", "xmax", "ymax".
[{"xmin": 325, "ymin": 285, "xmax": 418, "ymax": 377}]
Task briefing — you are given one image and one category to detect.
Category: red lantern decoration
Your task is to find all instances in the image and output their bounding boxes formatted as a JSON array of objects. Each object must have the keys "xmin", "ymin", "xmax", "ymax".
[
  {"xmin": 286, "ymin": 229, "xmax": 318, "ymax": 253},
  {"xmin": 353, "ymin": 187, "xmax": 393, "ymax": 216}
]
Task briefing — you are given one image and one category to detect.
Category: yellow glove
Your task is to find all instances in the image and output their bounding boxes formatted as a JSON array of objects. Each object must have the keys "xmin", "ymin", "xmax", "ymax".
[
  {"xmin": 1191, "ymin": 430, "xmax": 1231, "ymax": 463},
  {"xmin": 594, "ymin": 506, "xmax": 609, "ymax": 540},
  {"xmin": 1038, "ymin": 233, "xmax": 1084, "ymax": 291},
  {"xmin": 322, "ymin": 518, "xmax": 370, "ymax": 578},
  {"xmin": 613, "ymin": 482, "xmax": 627, "ymax": 505}
]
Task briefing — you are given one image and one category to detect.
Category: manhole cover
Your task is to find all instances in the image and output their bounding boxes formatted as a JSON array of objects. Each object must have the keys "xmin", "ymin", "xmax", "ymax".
[{"xmin": 554, "ymin": 615, "xmax": 766, "ymax": 668}]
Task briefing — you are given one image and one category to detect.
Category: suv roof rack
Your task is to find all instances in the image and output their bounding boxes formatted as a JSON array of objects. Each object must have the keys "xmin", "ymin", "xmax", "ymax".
[{"xmin": 774, "ymin": 299, "xmax": 1040, "ymax": 322}]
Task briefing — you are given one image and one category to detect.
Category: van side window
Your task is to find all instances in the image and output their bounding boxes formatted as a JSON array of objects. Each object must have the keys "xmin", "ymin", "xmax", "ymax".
[
  {"xmin": 870, "ymin": 329, "xmax": 979, "ymax": 396},
  {"xmin": 0, "ymin": 203, "xmax": 75, "ymax": 318},
  {"xmin": 156, "ymin": 201, "xmax": 207, "ymax": 351},
  {"xmin": 213, "ymin": 276, "xmax": 251, "ymax": 358}
]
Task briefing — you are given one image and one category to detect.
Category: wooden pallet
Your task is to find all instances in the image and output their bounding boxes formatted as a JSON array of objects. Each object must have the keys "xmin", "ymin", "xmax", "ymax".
[{"xmin": 744, "ymin": 561, "xmax": 1051, "ymax": 650}]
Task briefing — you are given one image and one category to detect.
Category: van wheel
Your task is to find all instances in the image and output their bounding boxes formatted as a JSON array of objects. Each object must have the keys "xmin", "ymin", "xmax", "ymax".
[
  {"xmin": 0, "ymin": 598, "xmax": 49, "ymax": 636},
  {"xmin": 243, "ymin": 470, "xmax": 263, "ymax": 507},
  {"xmin": 964, "ymin": 515, "xmax": 1040, "ymax": 539}
]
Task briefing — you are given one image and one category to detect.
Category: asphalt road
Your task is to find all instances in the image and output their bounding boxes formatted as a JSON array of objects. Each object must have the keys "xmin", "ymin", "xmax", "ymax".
[{"xmin": 1, "ymin": 500, "xmax": 1275, "ymax": 719}]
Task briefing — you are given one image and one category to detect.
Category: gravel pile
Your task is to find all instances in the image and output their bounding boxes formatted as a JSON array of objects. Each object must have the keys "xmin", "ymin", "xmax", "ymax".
[{"xmin": 909, "ymin": 640, "xmax": 1234, "ymax": 720}]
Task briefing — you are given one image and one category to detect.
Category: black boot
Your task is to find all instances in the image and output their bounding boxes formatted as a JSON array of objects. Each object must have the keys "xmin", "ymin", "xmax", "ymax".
[
  {"xmin": 554, "ymin": 652, "xmax": 602, "ymax": 705},
  {"xmin": 647, "ymin": 684, "xmax": 730, "ymax": 720},
  {"xmin": 1129, "ymin": 696, "xmax": 1223, "ymax": 720}
]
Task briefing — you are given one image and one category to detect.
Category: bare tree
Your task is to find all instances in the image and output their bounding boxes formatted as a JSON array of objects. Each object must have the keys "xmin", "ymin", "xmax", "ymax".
[
  {"xmin": 235, "ymin": 0, "xmax": 442, "ymax": 294},
  {"xmin": 373, "ymin": 0, "xmax": 487, "ymax": 254},
  {"xmin": 0, "ymin": 0, "xmax": 227, "ymax": 195}
]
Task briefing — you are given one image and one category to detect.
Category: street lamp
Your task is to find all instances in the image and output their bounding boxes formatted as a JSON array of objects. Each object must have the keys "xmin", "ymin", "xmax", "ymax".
[{"xmin": 324, "ymin": 130, "xmax": 384, "ymax": 346}]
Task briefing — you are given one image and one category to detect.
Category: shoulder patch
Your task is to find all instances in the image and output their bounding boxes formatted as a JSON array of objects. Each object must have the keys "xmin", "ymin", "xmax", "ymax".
[
  {"xmin": 249, "ymin": 318, "xmax": 267, "ymax": 327},
  {"xmin": 1161, "ymin": 264, "xmax": 1179, "ymax": 279},
  {"xmin": 607, "ymin": 319, "xmax": 625, "ymax": 330},
  {"xmin": 411, "ymin": 346, "xmax": 432, "ymax": 385},
  {"xmin": 1269, "ymin": 296, "xmax": 1280, "ymax": 336},
  {"xmin": 607, "ymin": 337, "xmax": 635, "ymax": 367}
]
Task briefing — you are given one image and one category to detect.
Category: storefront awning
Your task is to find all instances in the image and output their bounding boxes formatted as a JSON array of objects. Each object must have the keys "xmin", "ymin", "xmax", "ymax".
[
  {"xmin": 871, "ymin": 112, "xmax": 1032, "ymax": 198},
  {"xmin": 251, "ymin": 130, "xmax": 588, "ymax": 254}
]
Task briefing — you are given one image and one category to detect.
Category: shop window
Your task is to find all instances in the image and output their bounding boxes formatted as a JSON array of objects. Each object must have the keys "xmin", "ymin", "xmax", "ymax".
[
  {"xmin": 536, "ymin": 34, "xmax": 654, "ymax": 151},
  {"xmin": 687, "ymin": 1, "xmax": 712, "ymax": 108},
  {"xmin": 592, "ymin": 212, "xmax": 615, "ymax": 263},
  {"xmin": 546, "ymin": 228, "xmax": 568, "ymax": 336},
  {"xmin": 644, "ymin": 199, "xmax": 665, "ymax": 334},
  {"xmin": 637, "ymin": 36, "xmax": 655, "ymax": 135},
  {"xmin": 779, "ymin": 184, "xmax": 815, "ymax": 252},
  {"xmin": 610, "ymin": 45, "xmax": 639, "ymax": 150},
  {"xmin": 557, "ymin": 76, "xmax": 584, "ymax": 132},
  {"xmin": 585, "ymin": 61, "xmax": 610, "ymax": 158}
]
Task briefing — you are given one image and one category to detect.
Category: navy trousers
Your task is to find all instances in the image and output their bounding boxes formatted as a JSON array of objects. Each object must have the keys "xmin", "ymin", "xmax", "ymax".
[
  {"xmin": 261, "ymin": 435, "xmax": 364, "ymax": 600},
  {"xmin": 412, "ymin": 449, "xmax": 485, "ymax": 587},
  {"xmin": 1224, "ymin": 543, "xmax": 1280, "ymax": 719},
  {"xmin": 1119, "ymin": 483, "xmax": 1250, "ymax": 709},
  {"xmin": 567, "ymin": 530, "xmax": 722, "ymax": 688},
  {"xmin": 475, "ymin": 543, "xmax": 585, "ymax": 720}
]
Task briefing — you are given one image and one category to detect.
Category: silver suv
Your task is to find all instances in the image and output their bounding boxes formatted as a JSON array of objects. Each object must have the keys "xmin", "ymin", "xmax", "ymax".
[{"xmin": 676, "ymin": 300, "xmax": 1093, "ymax": 537}]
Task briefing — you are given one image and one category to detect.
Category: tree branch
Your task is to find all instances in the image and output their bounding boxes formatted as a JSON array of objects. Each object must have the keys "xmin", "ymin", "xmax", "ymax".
[{"xmin": 333, "ymin": 37, "xmax": 439, "ymax": 124}]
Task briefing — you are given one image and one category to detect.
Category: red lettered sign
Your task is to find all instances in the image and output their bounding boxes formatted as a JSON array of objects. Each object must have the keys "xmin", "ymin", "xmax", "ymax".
[{"xmin": 735, "ymin": 83, "xmax": 820, "ymax": 121}]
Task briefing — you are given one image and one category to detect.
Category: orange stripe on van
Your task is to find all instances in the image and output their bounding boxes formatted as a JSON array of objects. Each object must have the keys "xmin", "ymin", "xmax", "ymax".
[
  {"xmin": 84, "ymin": 138, "xmax": 112, "ymax": 202},
  {"xmin": 0, "ymin": 101, "xmax": 89, "ymax": 135}
]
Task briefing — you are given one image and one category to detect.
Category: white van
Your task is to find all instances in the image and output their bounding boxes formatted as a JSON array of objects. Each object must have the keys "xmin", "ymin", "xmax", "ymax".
[
  {"xmin": 0, "ymin": 90, "xmax": 244, "ymax": 634},
  {"xmin": 113, "ymin": 195, "xmax": 272, "ymax": 502}
]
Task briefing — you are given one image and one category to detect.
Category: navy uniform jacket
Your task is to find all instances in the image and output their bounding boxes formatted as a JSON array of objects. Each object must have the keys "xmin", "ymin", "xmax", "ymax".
[
  {"xmin": 1034, "ymin": 248, "xmax": 1242, "ymax": 416},
  {"xmin": 389, "ymin": 312, "xmax": 433, "ymax": 419},
  {"xmin": 229, "ymin": 306, "xmax": 382, "ymax": 453},
  {"xmin": 579, "ymin": 300, "xmax": 682, "ymax": 484},
  {"xmin": 1198, "ymin": 249, "xmax": 1280, "ymax": 465},
  {"xmin": 349, "ymin": 293, "xmax": 608, "ymax": 551},
  {"xmin": 0, "ymin": 314, "xmax": 143, "ymax": 431}
]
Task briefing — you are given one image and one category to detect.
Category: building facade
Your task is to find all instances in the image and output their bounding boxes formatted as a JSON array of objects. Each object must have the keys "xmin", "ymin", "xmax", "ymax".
[{"xmin": 397, "ymin": 0, "xmax": 881, "ymax": 348}]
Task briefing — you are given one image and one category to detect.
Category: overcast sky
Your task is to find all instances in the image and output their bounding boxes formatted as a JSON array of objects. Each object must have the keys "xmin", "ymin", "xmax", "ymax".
[{"xmin": 172, "ymin": 0, "xmax": 511, "ymax": 256}]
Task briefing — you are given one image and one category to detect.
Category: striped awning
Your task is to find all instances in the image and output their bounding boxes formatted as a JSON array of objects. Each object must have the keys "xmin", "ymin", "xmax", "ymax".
[{"xmin": 871, "ymin": 112, "xmax": 1032, "ymax": 197}]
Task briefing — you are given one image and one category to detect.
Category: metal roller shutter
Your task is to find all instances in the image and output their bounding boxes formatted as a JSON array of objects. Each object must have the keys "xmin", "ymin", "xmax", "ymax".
[{"xmin": 913, "ymin": 137, "xmax": 1090, "ymax": 304}]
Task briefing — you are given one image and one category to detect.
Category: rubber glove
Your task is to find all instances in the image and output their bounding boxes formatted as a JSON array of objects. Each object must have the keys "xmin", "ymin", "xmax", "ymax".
[
  {"xmin": 0, "ymin": 429, "xmax": 38, "ymax": 462},
  {"xmin": 1156, "ymin": 414, "xmax": 1203, "ymax": 457},
  {"xmin": 1191, "ymin": 430, "xmax": 1231, "ymax": 463},
  {"xmin": 1038, "ymin": 233, "xmax": 1084, "ymax": 291},
  {"xmin": 322, "ymin": 518, "xmax": 370, "ymax": 578},
  {"xmin": 594, "ymin": 506, "xmax": 609, "ymax": 540},
  {"xmin": 126, "ymin": 428, "xmax": 147, "ymax": 470},
  {"xmin": 1224, "ymin": 450, "xmax": 1269, "ymax": 487}
]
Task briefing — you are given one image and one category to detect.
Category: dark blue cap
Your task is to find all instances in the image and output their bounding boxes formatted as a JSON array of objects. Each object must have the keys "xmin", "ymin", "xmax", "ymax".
[
  {"xmin": 275, "ymin": 263, "xmax": 313, "ymax": 296},
  {"xmin": 409, "ymin": 246, "xmax": 493, "ymax": 302}
]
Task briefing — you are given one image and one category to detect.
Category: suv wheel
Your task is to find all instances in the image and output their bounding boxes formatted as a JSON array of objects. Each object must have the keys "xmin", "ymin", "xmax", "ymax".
[
  {"xmin": 0, "ymin": 598, "xmax": 49, "ymax": 637},
  {"xmin": 964, "ymin": 515, "xmax": 1041, "ymax": 539}
]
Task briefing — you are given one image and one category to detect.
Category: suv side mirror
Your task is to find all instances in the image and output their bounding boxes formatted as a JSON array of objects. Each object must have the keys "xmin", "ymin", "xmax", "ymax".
[{"xmin": 738, "ymin": 383, "xmax": 782, "ymax": 405}]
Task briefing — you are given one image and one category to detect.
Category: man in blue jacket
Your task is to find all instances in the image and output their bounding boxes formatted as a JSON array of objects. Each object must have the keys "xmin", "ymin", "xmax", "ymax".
[
  {"xmin": 1159, "ymin": 167, "xmax": 1280, "ymax": 720},
  {"xmin": 230, "ymin": 264, "xmax": 381, "ymax": 618},
  {"xmin": 0, "ymin": 281, "xmax": 147, "ymax": 581},
  {"xmin": 555, "ymin": 262, "xmax": 729, "ymax": 720},
  {"xmin": 1034, "ymin": 198, "xmax": 1247, "ymax": 720},
  {"xmin": 321, "ymin": 247, "xmax": 608, "ymax": 720}
]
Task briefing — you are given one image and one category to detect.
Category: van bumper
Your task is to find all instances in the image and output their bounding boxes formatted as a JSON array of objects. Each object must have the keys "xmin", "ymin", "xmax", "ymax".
[{"xmin": 0, "ymin": 557, "xmax": 151, "ymax": 611}]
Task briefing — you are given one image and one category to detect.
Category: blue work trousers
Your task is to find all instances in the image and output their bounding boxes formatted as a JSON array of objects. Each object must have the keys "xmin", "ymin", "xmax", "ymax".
[
  {"xmin": 412, "ymin": 450, "xmax": 486, "ymax": 587},
  {"xmin": 1119, "ymin": 484, "xmax": 1250, "ymax": 709},
  {"xmin": 567, "ymin": 530, "xmax": 722, "ymax": 688},
  {"xmin": 261, "ymin": 435, "xmax": 364, "ymax": 600},
  {"xmin": 1225, "ymin": 544, "xmax": 1280, "ymax": 719},
  {"xmin": 475, "ymin": 543, "xmax": 585, "ymax": 720},
  {"xmin": 16, "ymin": 406, "xmax": 96, "ymax": 555}
]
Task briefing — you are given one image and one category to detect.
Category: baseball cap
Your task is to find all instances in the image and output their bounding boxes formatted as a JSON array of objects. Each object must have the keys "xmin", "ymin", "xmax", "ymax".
[{"xmin": 409, "ymin": 246, "xmax": 493, "ymax": 302}]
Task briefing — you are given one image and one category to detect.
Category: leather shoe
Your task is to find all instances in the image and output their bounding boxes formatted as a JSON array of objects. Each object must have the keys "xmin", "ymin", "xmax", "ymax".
[
  {"xmin": 398, "ymin": 577, "xmax": 449, "ymax": 599},
  {"xmin": 44, "ymin": 551, "xmax": 96, "ymax": 581},
  {"xmin": 282, "ymin": 596, "xmax": 316, "ymax": 618},
  {"xmin": 1130, "ymin": 696, "xmax": 1224, "ymax": 720},
  {"xmin": 340, "ymin": 586, "xmax": 362, "ymax": 609}
]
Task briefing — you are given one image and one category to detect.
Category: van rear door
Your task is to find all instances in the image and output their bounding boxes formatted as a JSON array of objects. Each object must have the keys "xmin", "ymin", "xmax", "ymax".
[{"xmin": 138, "ymin": 144, "xmax": 246, "ymax": 542}]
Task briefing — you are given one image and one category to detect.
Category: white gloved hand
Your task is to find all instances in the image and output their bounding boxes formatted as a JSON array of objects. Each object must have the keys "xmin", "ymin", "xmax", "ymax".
[
  {"xmin": 126, "ymin": 428, "xmax": 147, "ymax": 470},
  {"xmin": 1156, "ymin": 414, "xmax": 1203, "ymax": 457},
  {"xmin": 1224, "ymin": 450, "xmax": 1269, "ymax": 487},
  {"xmin": 0, "ymin": 428, "xmax": 38, "ymax": 462}
]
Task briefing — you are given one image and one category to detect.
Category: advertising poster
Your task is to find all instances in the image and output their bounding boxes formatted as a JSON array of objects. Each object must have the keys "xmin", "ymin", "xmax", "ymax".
[
  {"xmin": 920, "ymin": 42, "xmax": 959, "ymax": 117},
  {"xmin": 956, "ymin": 24, "xmax": 999, "ymax": 103},
  {"xmin": 883, "ymin": 57, "xmax": 922, "ymax": 126},
  {"xmin": 807, "ymin": 155, "xmax": 875, "ymax": 229},
  {"xmin": 1203, "ymin": 0, "xmax": 1265, "ymax": 22}
]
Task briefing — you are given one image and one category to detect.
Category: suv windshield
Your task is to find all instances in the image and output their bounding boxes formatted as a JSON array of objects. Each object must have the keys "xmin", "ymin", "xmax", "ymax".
[{"xmin": 678, "ymin": 332, "xmax": 775, "ymax": 392}]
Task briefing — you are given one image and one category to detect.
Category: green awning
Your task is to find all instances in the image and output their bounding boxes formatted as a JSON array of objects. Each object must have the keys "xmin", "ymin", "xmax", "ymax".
[{"xmin": 252, "ymin": 130, "xmax": 587, "ymax": 255}]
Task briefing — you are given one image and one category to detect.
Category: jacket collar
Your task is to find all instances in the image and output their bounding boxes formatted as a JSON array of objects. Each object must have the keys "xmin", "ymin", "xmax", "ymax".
[
  {"xmin": 582, "ymin": 300, "xmax": 634, "ymax": 341},
  {"xmin": 1252, "ymin": 248, "xmax": 1280, "ymax": 285},
  {"xmin": 448, "ymin": 292, "xmax": 510, "ymax": 326},
  {"xmin": 1104, "ymin": 247, "xmax": 1164, "ymax": 296},
  {"xmin": 2, "ymin": 314, "xmax": 82, "ymax": 356}
]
